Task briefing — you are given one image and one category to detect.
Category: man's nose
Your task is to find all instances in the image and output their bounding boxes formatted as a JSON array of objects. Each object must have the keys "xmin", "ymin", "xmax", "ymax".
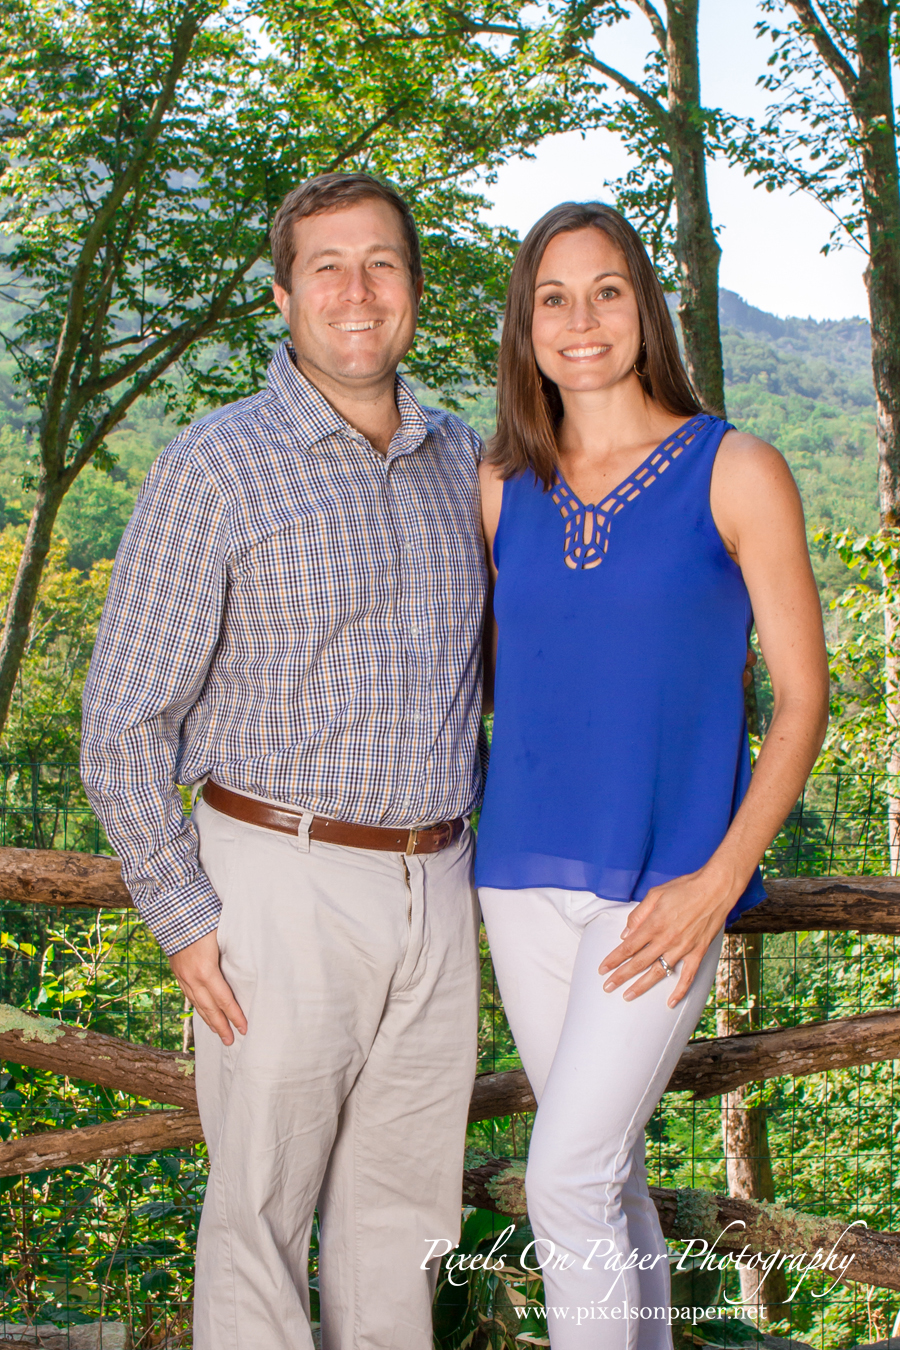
[{"xmin": 339, "ymin": 264, "xmax": 376, "ymax": 303}]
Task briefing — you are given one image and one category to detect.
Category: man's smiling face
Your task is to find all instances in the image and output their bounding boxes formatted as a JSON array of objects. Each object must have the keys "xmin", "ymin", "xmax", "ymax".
[{"xmin": 272, "ymin": 198, "xmax": 423, "ymax": 395}]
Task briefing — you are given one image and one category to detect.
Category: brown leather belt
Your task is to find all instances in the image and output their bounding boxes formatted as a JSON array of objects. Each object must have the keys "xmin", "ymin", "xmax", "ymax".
[{"xmin": 201, "ymin": 780, "xmax": 464, "ymax": 856}]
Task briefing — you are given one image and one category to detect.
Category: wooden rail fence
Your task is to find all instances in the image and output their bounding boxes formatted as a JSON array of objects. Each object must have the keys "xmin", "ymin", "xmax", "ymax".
[{"xmin": 1, "ymin": 848, "xmax": 899, "ymax": 1291}]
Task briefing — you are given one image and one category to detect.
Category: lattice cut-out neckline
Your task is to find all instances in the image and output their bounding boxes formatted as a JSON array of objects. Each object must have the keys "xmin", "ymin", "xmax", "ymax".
[{"xmin": 550, "ymin": 415, "xmax": 708, "ymax": 570}]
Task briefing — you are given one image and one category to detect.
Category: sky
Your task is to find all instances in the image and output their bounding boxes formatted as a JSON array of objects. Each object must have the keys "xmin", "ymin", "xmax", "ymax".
[{"xmin": 478, "ymin": 0, "xmax": 871, "ymax": 323}]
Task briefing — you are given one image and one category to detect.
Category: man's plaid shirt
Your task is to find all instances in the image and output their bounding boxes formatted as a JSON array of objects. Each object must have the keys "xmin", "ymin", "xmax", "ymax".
[{"xmin": 81, "ymin": 343, "xmax": 487, "ymax": 955}]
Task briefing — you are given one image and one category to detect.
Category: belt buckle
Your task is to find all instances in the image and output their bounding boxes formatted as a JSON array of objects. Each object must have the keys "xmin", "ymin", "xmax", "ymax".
[
  {"xmin": 405, "ymin": 827, "xmax": 419, "ymax": 856},
  {"xmin": 433, "ymin": 822, "xmax": 452, "ymax": 850}
]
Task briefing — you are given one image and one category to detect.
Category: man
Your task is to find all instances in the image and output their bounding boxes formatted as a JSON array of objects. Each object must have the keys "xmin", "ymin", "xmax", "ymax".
[{"xmin": 81, "ymin": 173, "xmax": 486, "ymax": 1350}]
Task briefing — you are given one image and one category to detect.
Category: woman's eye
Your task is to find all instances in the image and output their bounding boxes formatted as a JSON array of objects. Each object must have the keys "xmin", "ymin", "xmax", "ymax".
[
  {"xmin": 598, "ymin": 288, "xmax": 618, "ymax": 300},
  {"xmin": 544, "ymin": 295, "xmax": 565, "ymax": 306}
]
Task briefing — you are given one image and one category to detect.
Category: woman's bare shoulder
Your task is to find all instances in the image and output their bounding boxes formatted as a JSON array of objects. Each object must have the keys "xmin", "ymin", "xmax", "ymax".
[
  {"xmin": 479, "ymin": 458, "xmax": 505, "ymax": 491},
  {"xmin": 717, "ymin": 428, "xmax": 791, "ymax": 473},
  {"xmin": 714, "ymin": 428, "xmax": 800, "ymax": 500},
  {"xmin": 711, "ymin": 428, "xmax": 805, "ymax": 553}
]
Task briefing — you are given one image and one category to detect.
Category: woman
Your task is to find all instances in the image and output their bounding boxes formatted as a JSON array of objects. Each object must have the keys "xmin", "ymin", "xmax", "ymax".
[{"xmin": 475, "ymin": 203, "xmax": 829, "ymax": 1347}]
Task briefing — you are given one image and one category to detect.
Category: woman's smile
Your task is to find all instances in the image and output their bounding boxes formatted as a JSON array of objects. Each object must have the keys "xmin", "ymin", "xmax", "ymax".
[{"xmin": 559, "ymin": 342, "xmax": 612, "ymax": 361}]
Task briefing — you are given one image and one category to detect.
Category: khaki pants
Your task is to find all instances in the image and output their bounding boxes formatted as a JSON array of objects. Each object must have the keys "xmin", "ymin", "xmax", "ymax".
[{"xmin": 192, "ymin": 798, "xmax": 480, "ymax": 1350}]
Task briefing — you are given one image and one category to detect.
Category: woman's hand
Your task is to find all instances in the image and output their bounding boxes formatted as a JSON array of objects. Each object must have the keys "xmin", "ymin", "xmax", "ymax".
[{"xmin": 598, "ymin": 866, "xmax": 736, "ymax": 1007}]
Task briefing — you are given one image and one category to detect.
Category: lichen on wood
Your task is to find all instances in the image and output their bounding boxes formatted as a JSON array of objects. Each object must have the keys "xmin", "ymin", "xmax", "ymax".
[{"xmin": 0, "ymin": 1003, "xmax": 68, "ymax": 1044}]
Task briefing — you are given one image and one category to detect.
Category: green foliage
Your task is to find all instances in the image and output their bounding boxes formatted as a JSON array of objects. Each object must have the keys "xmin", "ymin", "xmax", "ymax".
[
  {"xmin": 0, "ymin": 0, "xmax": 566, "ymax": 442},
  {"xmin": 0, "ymin": 533, "xmax": 111, "ymax": 767},
  {"xmin": 0, "ymin": 0, "xmax": 581, "ymax": 738},
  {"xmin": 747, "ymin": 1, "xmax": 881, "ymax": 257},
  {"xmin": 433, "ymin": 1210, "xmax": 548, "ymax": 1350},
  {"xmin": 0, "ymin": 900, "xmax": 193, "ymax": 1340},
  {"xmin": 812, "ymin": 528, "xmax": 900, "ymax": 779}
]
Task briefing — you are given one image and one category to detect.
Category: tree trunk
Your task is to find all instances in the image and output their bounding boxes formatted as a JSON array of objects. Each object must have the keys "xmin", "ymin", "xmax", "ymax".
[
  {"xmin": 665, "ymin": 0, "xmax": 726, "ymax": 414},
  {"xmin": 0, "ymin": 481, "xmax": 67, "ymax": 736},
  {"xmin": 853, "ymin": 1, "xmax": 900, "ymax": 526},
  {"xmin": 884, "ymin": 587, "xmax": 900, "ymax": 872},
  {"xmin": 716, "ymin": 934, "xmax": 789, "ymax": 1318},
  {"xmin": 851, "ymin": 4, "xmax": 900, "ymax": 868}
]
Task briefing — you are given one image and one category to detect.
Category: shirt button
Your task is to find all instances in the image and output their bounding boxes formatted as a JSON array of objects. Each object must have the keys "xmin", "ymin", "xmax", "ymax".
[{"xmin": 410, "ymin": 624, "xmax": 419, "ymax": 635}]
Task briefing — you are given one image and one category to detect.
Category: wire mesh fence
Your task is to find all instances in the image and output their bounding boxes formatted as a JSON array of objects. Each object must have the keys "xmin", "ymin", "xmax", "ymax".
[{"xmin": 0, "ymin": 768, "xmax": 898, "ymax": 1348}]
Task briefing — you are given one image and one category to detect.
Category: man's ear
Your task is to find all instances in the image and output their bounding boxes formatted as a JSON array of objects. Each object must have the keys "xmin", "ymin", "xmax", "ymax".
[{"xmin": 272, "ymin": 283, "xmax": 291, "ymax": 326}]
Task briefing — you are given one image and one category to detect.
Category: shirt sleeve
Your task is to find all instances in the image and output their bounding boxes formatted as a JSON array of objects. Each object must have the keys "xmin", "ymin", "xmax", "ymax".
[{"xmin": 80, "ymin": 438, "xmax": 229, "ymax": 956}]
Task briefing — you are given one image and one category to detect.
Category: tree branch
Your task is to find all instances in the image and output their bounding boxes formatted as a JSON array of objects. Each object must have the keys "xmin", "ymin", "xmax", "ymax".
[
  {"xmin": 784, "ymin": 0, "xmax": 859, "ymax": 101},
  {"xmin": 469, "ymin": 1007, "xmax": 900, "ymax": 1116},
  {"xmin": 7, "ymin": 850, "xmax": 900, "ymax": 932},
  {"xmin": 580, "ymin": 51, "xmax": 668, "ymax": 125},
  {"xmin": 631, "ymin": 0, "xmax": 666, "ymax": 49},
  {"xmin": 41, "ymin": 5, "xmax": 206, "ymax": 469},
  {"xmin": 81, "ymin": 266, "xmax": 270, "ymax": 403},
  {"xmin": 324, "ymin": 101, "xmax": 412, "ymax": 170},
  {"xmin": 445, "ymin": 9, "xmax": 525, "ymax": 38},
  {"xmin": 2, "ymin": 1116, "xmax": 899, "ymax": 1294},
  {"xmin": 4, "ymin": 1000, "xmax": 900, "ymax": 1124},
  {"xmin": 62, "ymin": 288, "xmax": 271, "ymax": 482}
]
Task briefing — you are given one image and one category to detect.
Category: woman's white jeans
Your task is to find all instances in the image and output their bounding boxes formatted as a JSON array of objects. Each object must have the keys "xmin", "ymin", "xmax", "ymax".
[{"xmin": 479, "ymin": 887, "xmax": 723, "ymax": 1350}]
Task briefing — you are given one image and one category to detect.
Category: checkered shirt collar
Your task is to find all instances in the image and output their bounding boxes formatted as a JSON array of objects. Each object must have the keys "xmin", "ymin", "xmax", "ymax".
[{"xmin": 267, "ymin": 341, "xmax": 435, "ymax": 455}]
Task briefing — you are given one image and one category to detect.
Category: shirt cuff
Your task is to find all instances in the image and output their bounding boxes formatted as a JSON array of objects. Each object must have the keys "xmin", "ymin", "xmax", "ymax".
[{"xmin": 133, "ymin": 877, "xmax": 223, "ymax": 957}]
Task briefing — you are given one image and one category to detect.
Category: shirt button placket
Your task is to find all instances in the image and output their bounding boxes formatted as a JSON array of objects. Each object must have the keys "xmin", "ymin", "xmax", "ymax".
[{"xmin": 390, "ymin": 458, "xmax": 428, "ymax": 820}]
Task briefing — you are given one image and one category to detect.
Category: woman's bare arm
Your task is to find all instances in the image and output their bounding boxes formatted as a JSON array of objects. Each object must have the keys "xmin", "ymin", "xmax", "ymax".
[
  {"xmin": 480, "ymin": 461, "xmax": 503, "ymax": 714},
  {"xmin": 599, "ymin": 431, "xmax": 829, "ymax": 1005}
]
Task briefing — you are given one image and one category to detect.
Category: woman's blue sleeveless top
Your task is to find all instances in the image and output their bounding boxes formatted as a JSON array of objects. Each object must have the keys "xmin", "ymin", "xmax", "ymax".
[{"xmin": 474, "ymin": 413, "xmax": 766, "ymax": 927}]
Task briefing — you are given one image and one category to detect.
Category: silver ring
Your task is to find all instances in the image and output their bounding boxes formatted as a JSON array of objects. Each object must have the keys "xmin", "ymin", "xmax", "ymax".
[{"xmin": 658, "ymin": 956, "xmax": 674, "ymax": 977}]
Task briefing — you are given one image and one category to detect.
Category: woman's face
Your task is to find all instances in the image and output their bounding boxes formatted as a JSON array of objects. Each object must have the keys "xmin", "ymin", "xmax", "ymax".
[{"xmin": 531, "ymin": 227, "xmax": 642, "ymax": 397}]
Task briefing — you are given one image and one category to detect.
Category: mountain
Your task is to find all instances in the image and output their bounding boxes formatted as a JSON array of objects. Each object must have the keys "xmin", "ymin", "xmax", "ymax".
[
  {"xmin": 0, "ymin": 290, "xmax": 881, "ymax": 590},
  {"xmin": 717, "ymin": 289, "xmax": 876, "ymax": 601}
]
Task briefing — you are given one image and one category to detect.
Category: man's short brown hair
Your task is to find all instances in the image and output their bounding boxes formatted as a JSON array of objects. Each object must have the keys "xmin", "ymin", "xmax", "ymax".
[{"xmin": 270, "ymin": 172, "xmax": 423, "ymax": 291}]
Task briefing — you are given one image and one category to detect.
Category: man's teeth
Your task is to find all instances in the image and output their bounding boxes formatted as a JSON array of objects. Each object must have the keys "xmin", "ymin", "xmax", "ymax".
[{"xmin": 332, "ymin": 321, "xmax": 382, "ymax": 331}]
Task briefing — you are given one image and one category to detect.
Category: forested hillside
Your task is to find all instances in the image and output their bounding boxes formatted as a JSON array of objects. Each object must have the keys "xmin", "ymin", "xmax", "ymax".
[
  {"xmin": 719, "ymin": 292, "xmax": 877, "ymax": 599},
  {"xmin": 0, "ymin": 289, "xmax": 879, "ymax": 585}
]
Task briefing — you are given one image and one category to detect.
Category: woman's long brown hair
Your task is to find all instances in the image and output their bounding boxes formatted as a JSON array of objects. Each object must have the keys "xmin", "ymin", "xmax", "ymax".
[{"xmin": 489, "ymin": 202, "xmax": 704, "ymax": 489}]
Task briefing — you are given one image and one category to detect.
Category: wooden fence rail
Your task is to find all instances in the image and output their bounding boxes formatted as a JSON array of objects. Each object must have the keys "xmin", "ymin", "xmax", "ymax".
[
  {"xmin": 3, "ymin": 848, "xmax": 900, "ymax": 1290},
  {"xmin": 1, "ymin": 847, "xmax": 900, "ymax": 932},
  {"xmin": 462, "ymin": 1156, "xmax": 900, "ymax": 1292},
  {"xmin": 3, "ymin": 1002, "xmax": 900, "ymax": 1160}
]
